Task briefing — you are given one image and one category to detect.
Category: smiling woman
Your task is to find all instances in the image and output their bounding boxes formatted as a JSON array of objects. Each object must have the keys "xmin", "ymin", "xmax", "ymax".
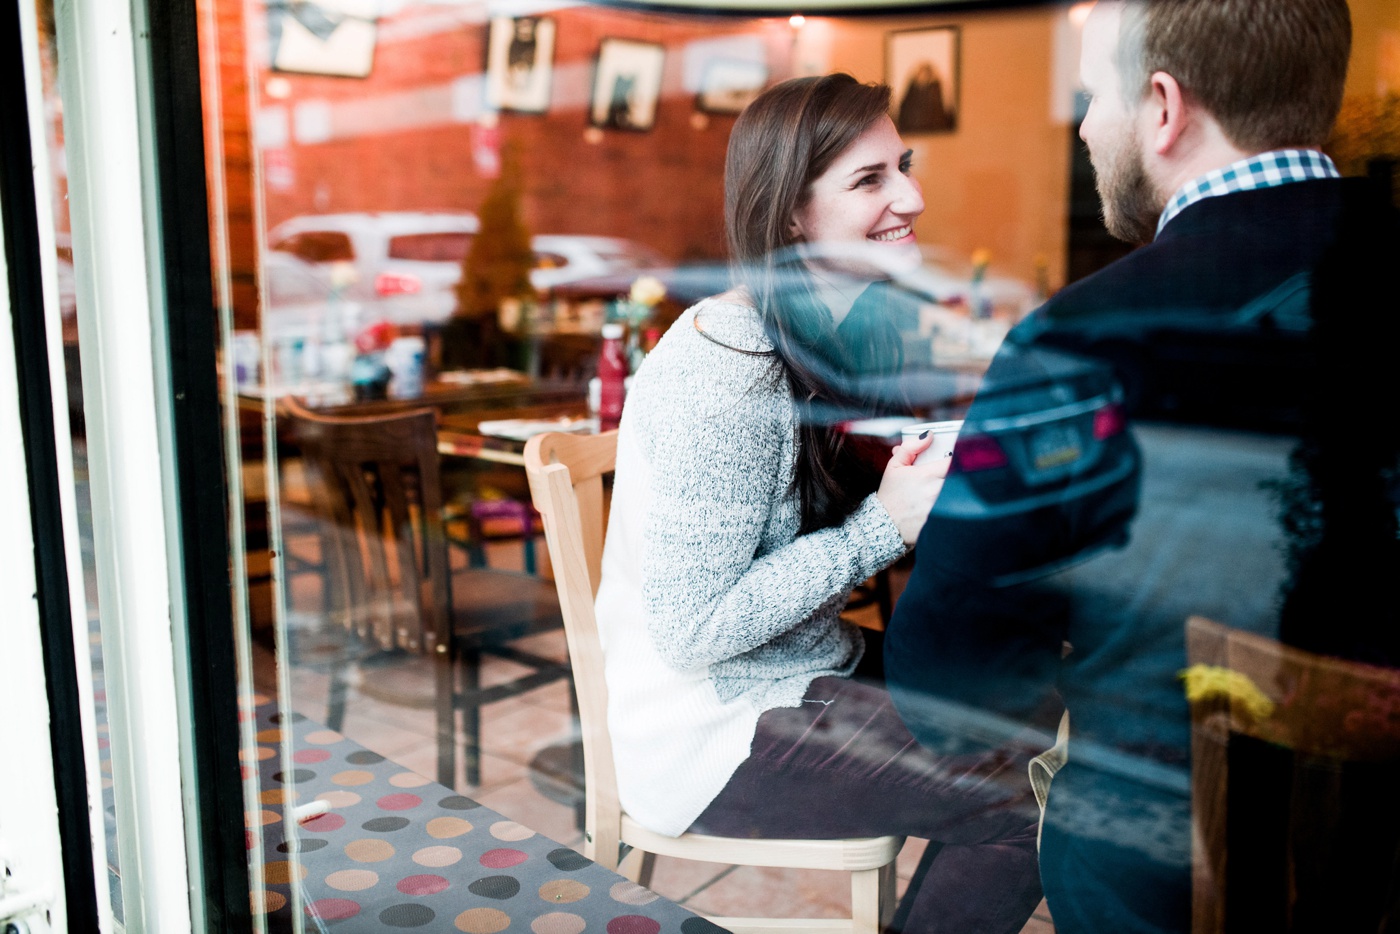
[
  {"xmin": 723, "ymin": 74, "xmax": 932, "ymax": 530},
  {"xmin": 591, "ymin": 73, "xmax": 1046, "ymax": 933},
  {"xmin": 789, "ymin": 115, "xmax": 925, "ymax": 300}
]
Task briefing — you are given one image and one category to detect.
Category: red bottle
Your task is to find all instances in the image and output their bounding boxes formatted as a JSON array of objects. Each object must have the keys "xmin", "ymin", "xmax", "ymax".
[{"xmin": 597, "ymin": 322, "xmax": 628, "ymax": 431}]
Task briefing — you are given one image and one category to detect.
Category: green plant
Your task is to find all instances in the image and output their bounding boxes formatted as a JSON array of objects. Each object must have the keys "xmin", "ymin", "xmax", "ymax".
[{"xmin": 456, "ymin": 142, "xmax": 534, "ymax": 320}]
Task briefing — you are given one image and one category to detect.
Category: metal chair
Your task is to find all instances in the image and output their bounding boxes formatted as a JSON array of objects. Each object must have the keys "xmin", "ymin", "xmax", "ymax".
[
  {"xmin": 525, "ymin": 430, "xmax": 903, "ymax": 934},
  {"xmin": 287, "ymin": 398, "xmax": 570, "ymax": 788}
]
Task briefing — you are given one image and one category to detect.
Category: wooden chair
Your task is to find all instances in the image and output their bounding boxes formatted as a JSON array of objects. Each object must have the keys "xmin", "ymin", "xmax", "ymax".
[
  {"xmin": 286, "ymin": 399, "xmax": 571, "ymax": 788},
  {"xmin": 525, "ymin": 430, "xmax": 904, "ymax": 934},
  {"xmin": 443, "ymin": 495, "xmax": 540, "ymax": 574},
  {"xmin": 1185, "ymin": 615, "xmax": 1400, "ymax": 933}
]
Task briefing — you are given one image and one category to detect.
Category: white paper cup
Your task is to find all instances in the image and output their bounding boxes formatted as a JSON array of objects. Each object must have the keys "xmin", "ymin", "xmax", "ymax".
[{"xmin": 902, "ymin": 420, "xmax": 963, "ymax": 467}]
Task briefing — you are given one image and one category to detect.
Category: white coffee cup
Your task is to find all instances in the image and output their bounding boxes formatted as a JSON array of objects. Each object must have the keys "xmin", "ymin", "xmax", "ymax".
[{"xmin": 901, "ymin": 419, "xmax": 964, "ymax": 468}]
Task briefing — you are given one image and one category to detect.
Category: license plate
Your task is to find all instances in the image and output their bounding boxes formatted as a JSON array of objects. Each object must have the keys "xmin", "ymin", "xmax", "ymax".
[{"xmin": 1030, "ymin": 423, "xmax": 1083, "ymax": 470}]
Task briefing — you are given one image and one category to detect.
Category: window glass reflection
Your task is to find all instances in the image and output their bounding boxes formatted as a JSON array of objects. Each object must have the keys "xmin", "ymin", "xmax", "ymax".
[{"xmin": 199, "ymin": 0, "xmax": 1400, "ymax": 928}]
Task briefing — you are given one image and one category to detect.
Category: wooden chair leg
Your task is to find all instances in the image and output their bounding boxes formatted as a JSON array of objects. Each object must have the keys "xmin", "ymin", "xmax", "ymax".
[
  {"xmin": 462, "ymin": 512, "xmax": 487, "ymax": 568},
  {"xmin": 851, "ymin": 868, "xmax": 884, "ymax": 929},
  {"xmin": 618, "ymin": 847, "xmax": 656, "ymax": 887},
  {"xmin": 326, "ymin": 659, "xmax": 350, "ymax": 733},
  {"xmin": 878, "ymin": 860, "xmax": 898, "ymax": 932},
  {"xmin": 568, "ymin": 675, "xmax": 585, "ymax": 832},
  {"xmin": 435, "ymin": 649, "xmax": 456, "ymax": 790},
  {"xmin": 516, "ymin": 501, "xmax": 538, "ymax": 575},
  {"xmin": 461, "ymin": 646, "xmax": 482, "ymax": 787}
]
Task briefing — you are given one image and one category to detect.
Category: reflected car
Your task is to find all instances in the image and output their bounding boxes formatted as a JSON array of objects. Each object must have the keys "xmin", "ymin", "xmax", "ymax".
[
  {"xmin": 938, "ymin": 343, "xmax": 1139, "ymax": 585},
  {"xmin": 1013, "ymin": 271, "xmax": 1313, "ymax": 430},
  {"xmin": 530, "ymin": 235, "xmax": 669, "ymax": 293},
  {"xmin": 854, "ymin": 341, "xmax": 1141, "ymax": 586},
  {"xmin": 550, "ymin": 241, "xmax": 1035, "ymax": 315},
  {"xmin": 261, "ymin": 251, "xmax": 366, "ymax": 342},
  {"xmin": 268, "ymin": 211, "xmax": 480, "ymax": 325},
  {"xmin": 269, "ymin": 212, "xmax": 669, "ymax": 327},
  {"xmin": 561, "ymin": 241, "xmax": 1140, "ymax": 583},
  {"xmin": 626, "ymin": 241, "xmax": 1141, "ymax": 586}
]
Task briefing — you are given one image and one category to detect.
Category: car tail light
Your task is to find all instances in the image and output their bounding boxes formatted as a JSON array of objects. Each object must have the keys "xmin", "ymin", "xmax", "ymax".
[
  {"xmin": 374, "ymin": 271, "xmax": 422, "ymax": 296},
  {"xmin": 1093, "ymin": 402, "xmax": 1128, "ymax": 440},
  {"xmin": 950, "ymin": 434, "xmax": 1009, "ymax": 473}
]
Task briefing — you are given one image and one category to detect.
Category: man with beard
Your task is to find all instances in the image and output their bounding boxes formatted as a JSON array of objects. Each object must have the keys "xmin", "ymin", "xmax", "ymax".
[{"xmin": 884, "ymin": 0, "xmax": 1400, "ymax": 931}]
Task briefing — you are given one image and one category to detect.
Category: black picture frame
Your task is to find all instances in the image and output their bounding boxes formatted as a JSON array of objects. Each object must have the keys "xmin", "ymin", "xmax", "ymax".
[
  {"xmin": 886, "ymin": 26, "xmax": 960, "ymax": 135},
  {"xmin": 269, "ymin": 0, "xmax": 377, "ymax": 79},
  {"xmin": 589, "ymin": 38, "xmax": 665, "ymax": 132},
  {"xmin": 485, "ymin": 15, "xmax": 556, "ymax": 114}
]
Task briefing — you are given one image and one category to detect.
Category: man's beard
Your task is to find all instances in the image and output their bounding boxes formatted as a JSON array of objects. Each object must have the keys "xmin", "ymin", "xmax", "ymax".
[{"xmin": 1092, "ymin": 127, "xmax": 1161, "ymax": 245}]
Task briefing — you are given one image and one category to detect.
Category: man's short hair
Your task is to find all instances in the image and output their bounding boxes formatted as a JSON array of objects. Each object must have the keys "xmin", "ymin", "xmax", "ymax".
[{"xmin": 1117, "ymin": 0, "xmax": 1351, "ymax": 151}]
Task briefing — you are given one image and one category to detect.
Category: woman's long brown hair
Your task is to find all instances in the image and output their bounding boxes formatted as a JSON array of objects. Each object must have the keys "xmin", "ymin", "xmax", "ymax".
[{"xmin": 724, "ymin": 73, "xmax": 904, "ymax": 533}]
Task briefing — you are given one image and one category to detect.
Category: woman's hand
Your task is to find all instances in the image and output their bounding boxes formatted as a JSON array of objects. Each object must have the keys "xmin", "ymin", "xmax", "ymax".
[{"xmin": 876, "ymin": 432, "xmax": 948, "ymax": 546}]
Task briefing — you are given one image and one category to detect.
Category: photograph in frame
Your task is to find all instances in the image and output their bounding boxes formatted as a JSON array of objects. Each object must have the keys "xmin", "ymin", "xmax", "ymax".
[
  {"xmin": 696, "ymin": 58, "xmax": 768, "ymax": 115},
  {"xmin": 590, "ymin": 38, "xmax": 666, "ymax": 131},
  {"xmin": 270, "ymin": 0, "xmax": 378, "ymax": 78},
  {"xmin": 886, "ymin": 26, "xmax": 960, "ymax": 134},
  {"xmin": 485, "ymin": 16, "xmax": 556, "ymax": 114}
]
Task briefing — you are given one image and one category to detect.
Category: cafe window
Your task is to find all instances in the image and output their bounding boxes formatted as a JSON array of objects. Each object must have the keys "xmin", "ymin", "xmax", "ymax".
[{"xmin": 8, "ymin": 0, "xmax": 1399, "ymax": 929}]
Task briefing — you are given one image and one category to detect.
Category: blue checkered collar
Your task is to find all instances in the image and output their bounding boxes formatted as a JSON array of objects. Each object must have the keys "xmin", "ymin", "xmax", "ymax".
[{"xmin": 1155, "ymin": 149, "xmax": 1339, "ymax": 237}]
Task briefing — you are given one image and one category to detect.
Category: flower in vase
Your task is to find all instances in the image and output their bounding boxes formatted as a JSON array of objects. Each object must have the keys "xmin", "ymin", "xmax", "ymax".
[
  {"xmin": 629, "ymin": 275, "xmax": 667, "ymax": 308},
  {"xmin": 1179, "ymin": 664, "xmax": 1276, "ymax": 722},
  {"xmin": 970, "ymin": 248, "xmax": 992, "ymax": 283}
]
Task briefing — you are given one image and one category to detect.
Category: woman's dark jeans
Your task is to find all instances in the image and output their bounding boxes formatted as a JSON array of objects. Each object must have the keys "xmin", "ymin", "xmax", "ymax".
[{"xmin": 690, "ymin": 676, "xmax": 1044, "ymax": 933}]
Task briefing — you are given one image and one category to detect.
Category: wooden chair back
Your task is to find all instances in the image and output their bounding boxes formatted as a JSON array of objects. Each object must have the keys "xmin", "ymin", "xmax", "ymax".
[
  {"xmin": 1186, "ymin": 615, "xmax": 1400, "ymax": 933},
  {"xmin": 523, "ymin": 430, "xmax": 621, "ymax": 865},
  {"xmin": 527, "ymin": 430, "xmax": 907, "ymax": 932},
  {"xmin": 537, "ymin": 333, "xmax": 601, "ymax": 384},
  {"xmin": 285, "ymin": 398, "xmax": 451, "ymax": 656}
]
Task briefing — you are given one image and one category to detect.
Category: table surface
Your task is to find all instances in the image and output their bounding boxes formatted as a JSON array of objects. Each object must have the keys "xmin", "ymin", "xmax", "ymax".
[
  {"xmin": 238, "ymin": 370, "xmax": 592, "ymax": 467},
  {"xmin": 237, "ymin": 371, "xmax": 585, "ymax": 417},
  {"xmin": 246, "ymin": 695, "xmax": 716, "ymax": 933},
  {"xmin": 437, "ymin": 400, "xmax": 593, "ymax": 466}
]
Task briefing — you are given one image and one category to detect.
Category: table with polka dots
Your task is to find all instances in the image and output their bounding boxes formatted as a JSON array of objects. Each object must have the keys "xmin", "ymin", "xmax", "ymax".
[{"xmin": 242, "ymin": 695, "xmax": 722, "ymax": 933}]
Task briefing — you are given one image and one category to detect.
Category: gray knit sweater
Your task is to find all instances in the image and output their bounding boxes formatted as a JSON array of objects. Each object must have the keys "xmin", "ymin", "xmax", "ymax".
[{"xmin": 593, "ymin": 297, "xmax": 907, "ymax": 835}]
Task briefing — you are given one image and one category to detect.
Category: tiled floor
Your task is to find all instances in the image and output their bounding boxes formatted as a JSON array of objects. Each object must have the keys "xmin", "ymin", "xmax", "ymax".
[{"xmin": 253, "ymin": 536, "xmax": 1054, "ymax": 932}]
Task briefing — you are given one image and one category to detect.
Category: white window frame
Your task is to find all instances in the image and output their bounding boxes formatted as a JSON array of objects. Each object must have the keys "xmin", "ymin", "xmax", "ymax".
[
  {"xmin": 46, "ymin": 0, "xmax": 204, "ymax": 929},
  {"xmin": 0, "ymin": 171, "xmax": 69, "ymax": 934}
]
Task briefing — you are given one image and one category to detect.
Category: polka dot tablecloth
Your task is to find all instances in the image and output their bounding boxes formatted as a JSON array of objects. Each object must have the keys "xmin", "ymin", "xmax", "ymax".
[{"xmin": 243, "ymin": 696, "xmax": 724, "ymax": 932}]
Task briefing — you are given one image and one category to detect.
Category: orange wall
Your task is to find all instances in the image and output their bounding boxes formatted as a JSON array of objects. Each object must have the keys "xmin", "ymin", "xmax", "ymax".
[
  {"xmin": 829, "ymin": 7, "xmax": 1071, "ymax": 291},
  {"xmin": 1347, "ymin": 0, "xmax": 1400, "ymax": 98}
]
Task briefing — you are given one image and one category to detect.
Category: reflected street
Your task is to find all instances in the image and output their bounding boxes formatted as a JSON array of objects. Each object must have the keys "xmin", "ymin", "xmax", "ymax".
[{"xmin": 1056, "ymin": 422, "xmax": 1293, "ymax": 645}]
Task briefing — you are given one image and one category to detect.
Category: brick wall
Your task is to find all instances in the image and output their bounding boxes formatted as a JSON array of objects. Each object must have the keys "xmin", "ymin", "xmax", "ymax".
[
  {"xmin": 206, "ymin": 0, "xmax": 260, "ymax": 330},
  {"xmin": 242, "ymin": 6, "xmax": 792, "ymax": 264}
]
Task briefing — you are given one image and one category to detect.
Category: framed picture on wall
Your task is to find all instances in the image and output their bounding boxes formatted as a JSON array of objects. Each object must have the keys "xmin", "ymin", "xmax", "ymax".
[
  {"xmin": 886, "ymin": 26, "xmax": 960, "ymax": 134},
  {"xmin": 485, "ymin": 16, "xmax": 556, "ymax": 114},
  {"xmin": 696, "ymin": 58, "xmax": 768, "ymax": 114},
  {"xmin": 270, "ymin": 0, "xmax": 377, "ymax": 78},
  {"xmin": 589, "ymin": 39, "xmax": 666, "ymax": 132}
]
